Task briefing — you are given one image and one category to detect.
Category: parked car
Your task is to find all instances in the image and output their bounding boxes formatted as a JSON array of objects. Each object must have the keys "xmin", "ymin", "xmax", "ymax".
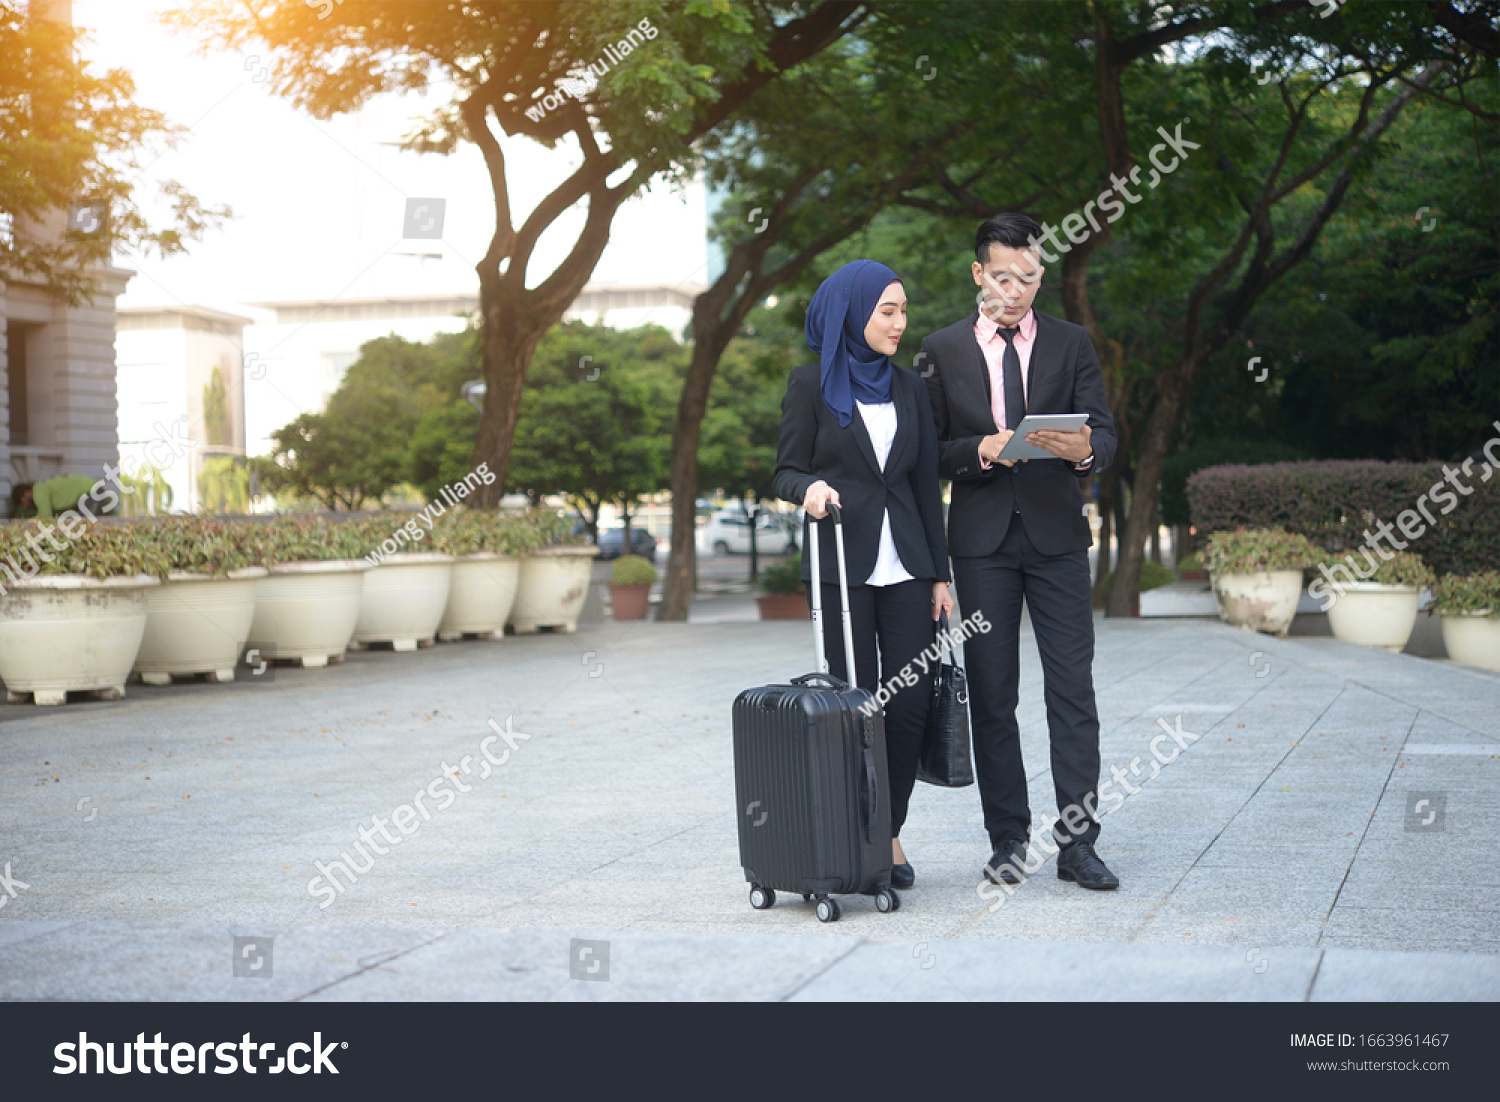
[
  {"xmin": 597, "ymin": 527, "xmax": 658, "ymax": 561},
  {"xmin": 702, "ymin": 509, "xmax": 795, "ymax": 556}
]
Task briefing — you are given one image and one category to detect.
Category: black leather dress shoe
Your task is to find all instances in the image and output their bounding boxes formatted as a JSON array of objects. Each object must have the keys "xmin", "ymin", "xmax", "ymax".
[
  {"xmin": 983, "ymin": 839, "xmax": 1028, "ymax": 885},
  {"xmin": 891, "ymin": 862, "xmax": 915, "ymax": 889},
  {"xmin": 1056, "ymin": 841, "xmax": 1119, "ymax": 890}
]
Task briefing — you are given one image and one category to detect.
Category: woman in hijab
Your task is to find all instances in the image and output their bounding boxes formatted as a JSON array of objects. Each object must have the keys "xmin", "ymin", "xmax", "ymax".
[{"xmin": 773, "ymin": 259, "xmax": 955, "ymax": 890}]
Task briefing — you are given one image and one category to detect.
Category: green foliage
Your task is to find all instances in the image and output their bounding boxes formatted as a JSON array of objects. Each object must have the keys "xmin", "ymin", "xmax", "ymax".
[
  {"xmin": 117, "ymin": 467, "xmax": 173, "ymax": 517},
  {"xmin": 1204, "ymin": 528, "xmax": 1321, "ymax": 575},
  {"xmin": 203, "ymin": 365, "xmax": 230, "ymax": 447},
  {"xmin": 1318, "ymin": 548, "xmax": 1436, "ymax": 589},
  {"xmin": 134, "ymin": 516, "xmax": 267, "ymax": 576},
  {"xmin": 758, "ymin": 553, "xmax": 805, "ymax": 595},
  {"xmin": 611, "ymin": 554, "xmax": 657, "ymax": 586},
  {"xmin": 428, "ymin": 507, "xmax": 542, "ymax": 558},
  {"xmin": 0, "ymin": 10, "xmax": 230, "ymax": 306},
  {"xmin": 252, "ymin": 516, "xmax": 371, "ymax": 564},
  {"xmin": 1428, "ymin": 572, "xmax": 1500, "ymax": 619},
  {"xmin": 1160, "ymin": 439, "xmax": 1306, "ymax": 528},
  {"xmin": 1105, "ymin": 560, "xmax": 1176, "ymax": 595},
  {"xmin": 199, "ymin": 456, "xmax": 250, "ymax": 515},
  {"xmin": 524, "ymin": 507, "xmax": 591, "ymax": 549},
  {"xmin": 258, "ymin": 329, "xmax": 480, "ymax": 511},
  {"xmin": 1177, "ymin": 554, "xmax": 1204, "ymax": 573},
  {"xmin": 0, "ymin": 520, "xmax": 170, "ymax": 580},
  {"xmin": 506, "ymin": 322, "xmax": 679, "ymax": 524}
]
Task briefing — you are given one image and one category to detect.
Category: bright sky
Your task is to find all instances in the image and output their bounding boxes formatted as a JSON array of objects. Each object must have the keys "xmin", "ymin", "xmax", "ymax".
[{"xmin": 70, "ymin": 1, "xmax": 709, "ymax": 315}]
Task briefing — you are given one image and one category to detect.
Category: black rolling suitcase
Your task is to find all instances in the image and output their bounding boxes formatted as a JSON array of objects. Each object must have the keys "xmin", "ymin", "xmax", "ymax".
[{"xmin": 732, "ymin": 504, "xmax": 899, "ymax": 922}]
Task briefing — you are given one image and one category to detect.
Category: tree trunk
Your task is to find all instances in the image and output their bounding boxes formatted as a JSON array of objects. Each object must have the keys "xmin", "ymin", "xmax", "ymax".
[
  {"xmin": 657, "ymin": 339, "xmax": 721, "ymax": 620},
  {"xmin": 1090, "ymin": 468, "xmax": 1117, "ymax": 607},
  {"xmin": 1108, "ymin": 376, "xmax": 1191, "ymax": 617},
  {"xmin": 1150, "ymin": 521, "xmax": 1161, "ymax": 565}
]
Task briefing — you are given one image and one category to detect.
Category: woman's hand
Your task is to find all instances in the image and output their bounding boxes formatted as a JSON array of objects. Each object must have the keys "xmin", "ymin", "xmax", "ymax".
[
  {"xmin": 803, "ymin": 480, "xmax": 840, "ymax": 519},
  {"xmin": 932, "ymin": 582, "xmax": 955, "ymax": 622}
]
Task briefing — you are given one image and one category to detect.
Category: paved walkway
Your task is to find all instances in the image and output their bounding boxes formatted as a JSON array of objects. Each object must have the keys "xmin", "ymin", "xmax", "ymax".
[{"xmin": 1, "ymin": 612, "xmax": 1496, "ymax": 1000}]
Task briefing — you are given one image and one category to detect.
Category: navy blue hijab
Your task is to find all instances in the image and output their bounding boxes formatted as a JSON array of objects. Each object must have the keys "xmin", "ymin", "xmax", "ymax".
[{"xmin": 805, "ymin": 259, "xmax": 902, "ymax": 427}]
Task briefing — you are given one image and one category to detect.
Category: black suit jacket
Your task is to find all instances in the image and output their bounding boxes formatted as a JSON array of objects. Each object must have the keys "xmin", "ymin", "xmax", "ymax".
[
  {"xmin": 773, "ymin": 362, "xmax": 950, "ymax": 586},
  {"xmin": 922, "ymin": 310, "xmax": 1117, "ymax": 558}
]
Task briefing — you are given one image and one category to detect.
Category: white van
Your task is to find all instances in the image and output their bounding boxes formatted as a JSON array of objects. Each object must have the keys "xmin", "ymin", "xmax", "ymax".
[{"xmin": 702, "ymin": 508, "xmax": 795, "ymax": 556}]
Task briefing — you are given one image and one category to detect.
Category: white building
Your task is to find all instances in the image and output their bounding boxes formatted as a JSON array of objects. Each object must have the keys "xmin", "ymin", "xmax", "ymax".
[
  {"xmin": 238, "ymin": 283, "xmax": 703, "ymax": 456},
  {"xmin": 113, "ymin": 305, "xmax": 250, "ymax": 513}
]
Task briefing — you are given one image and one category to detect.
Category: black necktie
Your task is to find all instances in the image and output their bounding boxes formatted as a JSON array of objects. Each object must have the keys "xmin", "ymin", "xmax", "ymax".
[{"xmin": 997, "ymin": 327, "xmax": 1025, "ymax": 432}]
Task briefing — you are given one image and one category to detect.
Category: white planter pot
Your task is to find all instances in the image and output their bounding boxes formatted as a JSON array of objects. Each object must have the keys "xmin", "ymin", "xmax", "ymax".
[
  {"xmin": 1211, "ymin": 570, "xmax": 1304, "ymax": 637},
  {"xmin": 438, "ymin": 553, "xmax": 521, "ymax": 640},
  {"xmin": 245, "ymin": 559, "xmax": 371, "ymax": 668},
  {"xmin": 1325, "ymin": 582, "xmax": 1421, "ymax": 652},
  {"xmin": 353, "ymin": 552, "xmax": 454, "ymax": 651},
  {"xmin": 1439, "ymin": 612, "xmax": 1500, "ymax": 671},
  {"xmin": 0, "ymin": 574, "xmax": 161, "ymax": 705},
  {"xmin": 135, "ymin": 567, "xmax": 269, "ymax": 683},
  {"xmin": 510, "ymin": 547, "xmax": 598, "ymax": 634}
]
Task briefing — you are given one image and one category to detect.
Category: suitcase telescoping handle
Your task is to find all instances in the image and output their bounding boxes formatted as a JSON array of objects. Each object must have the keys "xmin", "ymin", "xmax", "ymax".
[{"xmin": 807, "ymin": 502, "xmax": 859, "ymax": 686}]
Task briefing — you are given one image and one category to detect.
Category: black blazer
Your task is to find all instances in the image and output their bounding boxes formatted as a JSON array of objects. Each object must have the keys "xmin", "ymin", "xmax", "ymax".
[
  {"xmin": 773, "ymin": 362, "xmax": 951, "ymax": 587},
  {"xmin": 922, "ymin": 310, "xmax": 1117, "ymax": 558}
]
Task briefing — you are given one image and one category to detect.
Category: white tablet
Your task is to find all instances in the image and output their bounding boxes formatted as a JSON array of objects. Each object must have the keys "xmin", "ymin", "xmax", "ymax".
[{"xmin": 995, "ymin": 413, "xmax": 1089, "ymax": 461}]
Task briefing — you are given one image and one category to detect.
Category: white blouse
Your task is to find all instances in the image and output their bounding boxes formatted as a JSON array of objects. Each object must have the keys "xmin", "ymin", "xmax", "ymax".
[{"xmin": 856, "ymin": 401, "xmax": 915, "ymax": 587}]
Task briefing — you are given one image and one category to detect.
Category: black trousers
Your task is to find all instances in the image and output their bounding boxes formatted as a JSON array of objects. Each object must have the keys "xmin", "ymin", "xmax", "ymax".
[
  {"xmin": 952, "ymin": 516, "xmax": 1102, "ymax": 850},
  {"xmin": 808, "ymin": 577, "xmax": 933, "ymax": 839}
]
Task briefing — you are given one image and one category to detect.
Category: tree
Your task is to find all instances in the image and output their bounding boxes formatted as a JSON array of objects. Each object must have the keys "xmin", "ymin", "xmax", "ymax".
[
  {"xmin": 657, "ymin": 25, "xmax": 983, "ymax": 617},
  {"xmin": 506, "ymin": 322, "xmax": 679, "ymax": 540},
  {"xmin": 1, "ymin": 6, "xmax": 228, "ymax": 304},
  {"xmin": 170, "ymin": 0, "xmax": 867, "ymax": 506},
  {"xmin": 199, "ymin": 455, "xmax": 249, "ymax": 514},
  {"xmin": 866, "ymin": 1, "xmax": 1490, "ymax": 614},
  {"xmin": 203, "ymin": 364, "xmax": 229, "ymax": 446},
  {"xmin": 256, "ymin": 328, "xmax": 477, "ymax": 510}
]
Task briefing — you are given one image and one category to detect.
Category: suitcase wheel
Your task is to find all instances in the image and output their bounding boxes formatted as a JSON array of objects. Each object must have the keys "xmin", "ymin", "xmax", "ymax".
[
  {"xmin": 874, "ymin": 887, "xmax": 901, "ymax": 913},
  {"xmin": 802, "ymin": 893, "xmax": 813, "ymax": 903},
  {"xmin": 749, "ymin": 885, "xmax": 776, "ymax": 910},
  {"xmin": 815, "ymin": 897, "xmax": 841, "ymax": 923}
]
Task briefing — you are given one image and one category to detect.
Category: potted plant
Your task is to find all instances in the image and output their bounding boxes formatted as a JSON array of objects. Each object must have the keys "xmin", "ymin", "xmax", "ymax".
[
  {"xmin": 1203, "ymin": 527, "xmax": 1320, "ymax": 636},
  {"xmin": 1320, "ymin": 550, "xmax": 1434, "ymax": 652},
  {"xmin": 509, "ymin": 508, "xmax": 599, "ymax": 634},
  {"xmin": 756, "ymin": 554, "xmax": 810, "ymax": 620},
  {"xmin": 609, "ymin": 554, "xmax": 656, "ymax": 620},
  {"xmin": 243, "ymin": 516, "xmax": 373, "ymax": 668},
  {"xmin": 0, "ymin": 521, "xmax": 166, "ymax": 705},
  {"xmin": 346, "ymin": 513, "xmax": 454, "ymax": 651},
  {"xmin": 1427, "ymin": 571, "xmax": 1500, "ymax": 671},
  {"xmin": 132, "ymin": 517, "xmax": 270, "ymax": 684},
  {"xmin": 433, "ymin": 508, "xmax": 537, "ymax": 640},
  {"xmin": 1176, "ymin": 553, "xmax": 1206, "ymax": 583}
]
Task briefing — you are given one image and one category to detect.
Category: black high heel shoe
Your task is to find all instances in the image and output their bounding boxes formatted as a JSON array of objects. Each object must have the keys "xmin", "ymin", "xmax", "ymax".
[{"xmin": 891, "ymin": 861, "xmax": 915, "ymax": 890}]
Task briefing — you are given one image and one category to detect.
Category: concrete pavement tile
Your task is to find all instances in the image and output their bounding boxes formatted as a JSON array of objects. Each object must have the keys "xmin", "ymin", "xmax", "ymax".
[{"xmin": 1310, "ymin": 948, "xmax": 1500, "ymax": 1000}]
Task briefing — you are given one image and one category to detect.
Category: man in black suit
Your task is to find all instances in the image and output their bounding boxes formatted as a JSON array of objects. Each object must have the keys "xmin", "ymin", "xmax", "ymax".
[{"xmin": 920, "ymin": 212, "xmax": 1120, "ymax": 891}]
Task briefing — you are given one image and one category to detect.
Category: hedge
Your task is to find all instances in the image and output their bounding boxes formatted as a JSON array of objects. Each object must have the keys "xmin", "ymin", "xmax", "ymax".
[{"xmin": 1186, "ymin": 459, "xmax": 1500, "ymax": 576}]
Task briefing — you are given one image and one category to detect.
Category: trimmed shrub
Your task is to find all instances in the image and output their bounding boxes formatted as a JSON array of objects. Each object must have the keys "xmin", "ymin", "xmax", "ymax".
[
  {"xmin": 1203, "ymin": 528, "xmax": 1321, "ymax": 575},
  {"xmin": 759, "ymin": 553, "xmax": 805, "ymax": 595},
  {"xmin": 611, "ymin": 554, "xmax": 657, "ymax": 585},
  {"xmin": 1428, "ymin": 571, "xmax": 1500, "ymax": 618},
  {"xmin": 1105, "ymin": 560, "xmax": 1177, "ymax": 594},
  {"xmin": 1186, "ymin": 460, "xmax": 1500, "ymax": 575}
]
